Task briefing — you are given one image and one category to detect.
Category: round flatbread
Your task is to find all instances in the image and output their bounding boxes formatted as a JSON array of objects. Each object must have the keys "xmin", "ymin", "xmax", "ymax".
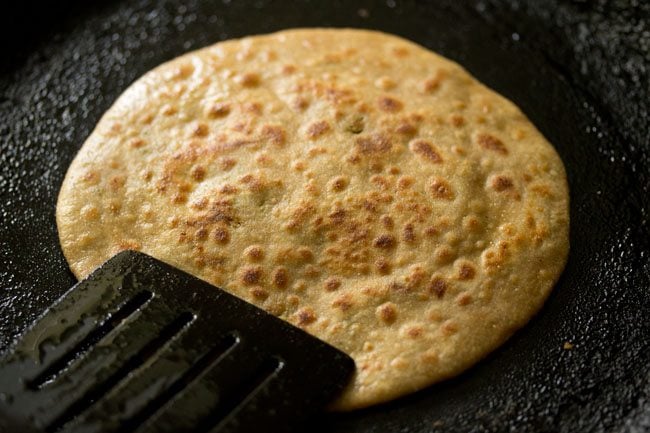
[{"xmin": 57, "ymin": 28, "xmax": 569, "ymax": 410}]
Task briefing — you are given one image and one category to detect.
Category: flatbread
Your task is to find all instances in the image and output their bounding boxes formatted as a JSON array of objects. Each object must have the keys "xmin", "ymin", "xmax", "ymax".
[{"xmin": 56, "ymin": 29, "xmax": 569, "ymax": 410}]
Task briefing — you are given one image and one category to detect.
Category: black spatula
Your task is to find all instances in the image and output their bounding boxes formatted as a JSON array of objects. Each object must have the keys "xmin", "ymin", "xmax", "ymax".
[{"xmin": 0, "ymin": 251, "xmax": 354, "ymax": 433}]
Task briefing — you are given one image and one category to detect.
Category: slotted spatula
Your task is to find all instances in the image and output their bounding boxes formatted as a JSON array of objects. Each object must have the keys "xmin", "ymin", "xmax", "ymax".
[{"xmin": 0, "ymin": 251, "xmax": 355, "ymax": 433}]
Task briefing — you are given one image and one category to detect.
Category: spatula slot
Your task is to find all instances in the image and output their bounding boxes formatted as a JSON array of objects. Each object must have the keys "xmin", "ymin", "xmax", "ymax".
[
  {"xmin": 27, "ymin": 290, "xmax": 154, "ymax": 391},
  {"xmin": 196, "ymin": 356, "xmax": 284, "ymax": 433},
  {"xmin": 45, "ymin": 311, "xmax": 195, "ymax": 433},
  {"xmin": 121, "ymin": 332, "xmax": 240, "ymax": 432}
]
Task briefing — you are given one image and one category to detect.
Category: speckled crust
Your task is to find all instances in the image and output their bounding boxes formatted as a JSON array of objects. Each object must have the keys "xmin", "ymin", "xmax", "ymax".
[{"xmin": 56, "ymin": 29, "xmax": 569, "ymax": 410}]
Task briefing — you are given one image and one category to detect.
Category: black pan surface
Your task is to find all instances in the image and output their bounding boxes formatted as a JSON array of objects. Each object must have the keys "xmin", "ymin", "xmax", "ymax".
[{"xmin": 1, "ymin": 1, "xmax": 648, "ymax": 432}]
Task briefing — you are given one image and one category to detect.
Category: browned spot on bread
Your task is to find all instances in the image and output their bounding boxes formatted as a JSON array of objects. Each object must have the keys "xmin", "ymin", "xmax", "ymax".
[
  {"xmin": 241, "ymin": 266, "xmax": 263, "ymax": 285},
  {"xmin": 457, "ymin": 292, "xmax": 472, "ymax": 306},
  {"xmin": 81, "ymin": 170, "xmax": 100, "ymax": 184},
  {"xmin": 405, "ymin": 266, "xmax": 427, "ymax": 290},
  {"xmin": 190, "ymin": 166, "xmax": 206, "ymax": 182},
  {"xmin": 235, "ymin": 72, "xmax": 260, "ymax": 87},
  {"xmin": 108, "ymin": 175, "xmax": 126, "ymax": 191},
  {"xmin": 370, "ymin": 175, "xmax": 391, "ymax": 190},
  {"xmin": 395, "ymin": 121, "xmax": 417, "ymax": 135},
  {"xmin": 389, "ymin": 281, "xmax": 407, "ymax": 293},
  {"xmin": 328, "ymin": 207, "xmax": 346, "ymax": 224},
  {"xmin": 409, "ymin": 139, "xmax": 442, "ymax": 163},
  {"xmin": 373, "ymin": 234, "xmax": 396, "ymax": 249},
  {"xmin": 355, "ymin": 133, "xmax": 392, "ymax": 154},
  {"xmin": 292, "ymin": 96, "xmax": 310, "ymax": 111},
  {"xmin": 403, "ymin": 224, "xmax": 416, "ymax": 243},
  {"xmin": 219, "ymin": 184, "xmax": 238, "ymax": 194},
  {"xmin": 344, "ymin": 115, "xmax": 365, "ymax": 134},
  {"xmin": 425, "ymin": 226, "xmax": 439, "ymax": 237},
  {"xmin": 392, "ymin": 47, "xmax": 410, "ymax": 57},
  {"xmin": 297, "ymin": 307, "xmax": 317, "ymax": 325},
  {"xmin": 128, "ymin": 138, "xmax": 146, "ymax": 148},
  {"xmin": 407, "ymin": 326, "xmax": 423, "ymax": 338},
  {"xmin": 430, "ymin": 177, "xmax": 453, "ymax": 200},
  {"xmin": 380, "ymin": 215, "xmax": 394, "ymax": 229},
  {"xmin": 477, "ymin": 133, "xmax": 508, "ymax": 154},
  {"xmin": 192, "ymin": 123, "xmax": 209, "ymax": 137},
  {"xmin": 261, "ymin": 124, "xmax": 286, "ymax": 146},
  {"xmin": 378, "ymin": 96, "xmax": 403, "ymax": 112},
  {"xmin": 324, "ymin": 277, "xmax": 342, "ymax": 291},
  {"xmin": 449, "ymin": 114, "xmax": 465, "ymax": 127},
  {"xmin": 397, "ymin": 176, "xmax": 414, "ymax": 190},
  {"xmin": 303, "ymin": 264, "xmax": 321, "ymax": 278},
  {"xmin": 332, "ymin": 294, "xmax": 354, "ymax": 311},
  {"xmin": 244, "ymin": 245, "xmax": 265, "ymax": 262},
  {"xmin": 434, "ymin": 245, "xmax": 455, "ymax": 264},
  {"xmin": 250, "ymin": 287, "xmax": 269, "ymax": 300},
  {"xmin": 282, "ymin": 64, "xmax": 297, "ymax": 74},
  {"xmin": 219, "ymin": 157, "xmax": 236, "ymax": 170},
  {"xmin": 306, "ymin": 120, "xmax": 331, "ymax": 139},
  {"xmin": 491, "ymin": 175, "xmax": 514, "ymax": 191},
  {"xmin": 271, "ymin": 266, "xmax": 289, "ymax": 289},
  {"xmin": 376, "ymin": 302, "xmax": 398, "ymax": 324},
  {"xmin": 207, "ymin": 102, "xmax": 231, "ymax": 118},
  {"xmin": 429, "ymin": 276, "xmax": 447, "ymax": 298},
  {"xmin": 329, "ymin": 176, "xmax": 349, "ymax": 192},
  {"xmin": 421, "ymin": 70, "xmax": 446, "ymax": 93},
  {"xmin": 213, "ymin": 227, "xmax": 230, "ymax": 244},
  {"xmin": 195, "ymin": 228, "xmax": 208, "ymax": 241},
  {"xmin": 457, "ymin": 262, "xmax": 476, "ymax": 280},
  {"xmin": 441, "ymin": 319, "xmax": 458, "ymax": 336},
  {"xmin": 375, "ymin": 257, "xmax": 392, "ymax": 275}
]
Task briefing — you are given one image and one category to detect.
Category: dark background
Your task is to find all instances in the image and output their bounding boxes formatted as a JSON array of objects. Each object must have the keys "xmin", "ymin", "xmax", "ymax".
[{"xmin": 1, "ymin": 1, "xmax": 649, "ymax": 432}]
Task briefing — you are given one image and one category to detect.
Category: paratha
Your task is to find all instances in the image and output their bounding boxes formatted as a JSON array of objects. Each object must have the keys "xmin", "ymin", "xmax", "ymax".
[{"xmin": 56, "ymin": 28, "xmax": 569, "ymax": 410}]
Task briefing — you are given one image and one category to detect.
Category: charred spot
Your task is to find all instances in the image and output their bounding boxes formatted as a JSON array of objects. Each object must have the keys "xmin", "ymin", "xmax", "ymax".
[
  {"xmin": 344, "ymin": 115, "xmax": 365, "ymax": 134},
  {"xmin": 190, "ymin": 165, "xmax": 206, "ymax": 182},
  {"xmin": 332, "ymin": 295, "xmax": 353, "ymax": 311},
  {"xmin": 430, "ymin": 177, "xmax": 453, "ymax": 200},
  {"xmin": 328, "ymin": 208, "xmax": 346, "ymax": 224},
  {"xmin": 207, "ymin": 102, "xmax": 231, "ymax": 118},
  {"xmin": 477, "ymin": 133, "xmax": 508, "ymax": 154},
  {"xmin": 306, "ymin": 120, "xmax": 331, "ymax": 139},
  {"xmin": 491, "ymin": 175, "xmax": 514, "ymax": 191},
  {"xmin": 403, "ymin": 224, "xmax": 416, "ymax": 243},
  {"xmin": 250, "ymin": 287, "xmax": 269, "ymax": 300},
  {"xmin": 429, "ymin": 277, "xmax": 447, "ymax": 299},
  {"xmin": 272, "ymin": 266, "xmax": 289, "ymax": 289},
  {"xmin": 329, "ymin": 176, "xmax": 349, "ymax": 192},
  {"xmin": 244, "ymin": 245, "xmax": 265, "ymax": 261},
  {"xmin": 195, "ymin": 228, "xmax": 209, "ymax": 242},
  {"xmin": 261, "ymin": 124, "xmax": 286, "ymax": 146},
  {"xmin": 375, "ymin": 257, "xmax": 392, "ymax": 275},
  {"xmin": 213, "ymin": 227, "xmax": 230, "ymax": 244},
  {"xmin": 378, "ymin": 96, "xmax": 403, "ymax": 112},
  {"xmin": 324, "ymin": 277, "xmax": 342, "ymax": 291},
  {"xmin": 241, "ymin": 266, "xmax": 263, "ymax": 285},
  {"xmin": 458, "ymin": 262, "xmax": 476, "ymax": 280},
  {"xmin": 376, "ymin": 302, "xmax": 397, "ymax": 324},
  {"xmin": 355, "ymin": 133, "xmax": 392, "ymax": 154},
  {"xmin": 395, "ymin": 121, "xmax": 417, "ymax": 135},
  {"xmin": 409, "ymin": 139, "xmax": 442, "ymax": 163},
  {"xmin": 297, "ymin": 307, "xmax": 317, "ymax": 325},
  {"xmin": 235, "ymin": 72, "xmax": 260, "ymax": 87},
  {"xmin": 373, "ymin": 234, "xmax": 396, "ymax": 249}
]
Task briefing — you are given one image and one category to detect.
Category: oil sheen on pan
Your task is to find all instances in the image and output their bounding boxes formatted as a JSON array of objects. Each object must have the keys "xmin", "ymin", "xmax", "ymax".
[{"xmin": 56, "ymin": 28, "xmax": 570, "ymax": 410}]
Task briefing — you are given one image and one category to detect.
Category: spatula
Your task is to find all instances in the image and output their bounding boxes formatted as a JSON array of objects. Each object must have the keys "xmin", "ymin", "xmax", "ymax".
[{"xmin": 0, "ymin": 250, "xmax": 354, "ymax": 433}]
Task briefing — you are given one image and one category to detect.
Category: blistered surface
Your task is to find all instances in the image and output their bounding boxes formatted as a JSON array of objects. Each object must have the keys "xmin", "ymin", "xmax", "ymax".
[{"xmin": 0, "ymin": 0, "xmax": 648, "ymax": 432}]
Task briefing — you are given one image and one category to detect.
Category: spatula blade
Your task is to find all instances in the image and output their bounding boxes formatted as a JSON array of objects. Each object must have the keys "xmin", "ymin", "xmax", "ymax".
[{"xmin": 0, "ymin": 251, "xmax": 354, "ymax": 433}]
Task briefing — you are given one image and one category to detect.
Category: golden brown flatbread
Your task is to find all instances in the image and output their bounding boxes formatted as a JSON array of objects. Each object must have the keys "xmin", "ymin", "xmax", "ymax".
[{"xmin": 57, "ymin": 28, "xmax": 569, "ymax": 410}]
